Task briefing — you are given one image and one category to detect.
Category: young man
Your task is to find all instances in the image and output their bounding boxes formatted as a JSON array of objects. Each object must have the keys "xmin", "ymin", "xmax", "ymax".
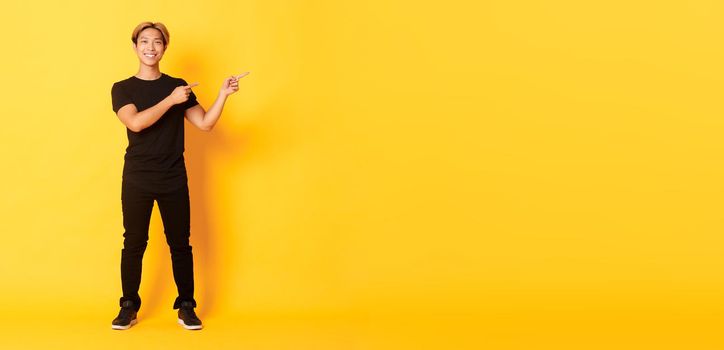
[{"xmin": 110, "ymin": 21, "xmax": 248, "ymax": 330}]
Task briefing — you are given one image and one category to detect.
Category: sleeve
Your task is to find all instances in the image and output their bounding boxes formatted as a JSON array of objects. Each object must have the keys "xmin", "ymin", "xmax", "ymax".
[
  {"xmin": 111, "ymin": 82, "xmax": 134, "ymax": 113},
  {"xmin": 180, "ymin": 79, "xmax": 199, "ymax": 110}
]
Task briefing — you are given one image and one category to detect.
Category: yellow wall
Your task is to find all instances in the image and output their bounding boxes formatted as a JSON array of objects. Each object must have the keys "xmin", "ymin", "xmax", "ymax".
[{"xmin": 1, "ymin": 0, "xmax": 724, "ymax": 349}]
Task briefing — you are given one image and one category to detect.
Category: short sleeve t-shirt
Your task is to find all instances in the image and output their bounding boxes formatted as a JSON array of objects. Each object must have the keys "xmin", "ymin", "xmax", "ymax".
[{"xmin": 111, "ymin": 73, "xmax": 199, "ymax": 192}]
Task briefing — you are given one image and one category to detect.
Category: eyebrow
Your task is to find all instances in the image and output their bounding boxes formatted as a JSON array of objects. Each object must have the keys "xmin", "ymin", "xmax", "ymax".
[{"xmin": 138, "ymin": 36, "xmax": 163, "ymax": 40}]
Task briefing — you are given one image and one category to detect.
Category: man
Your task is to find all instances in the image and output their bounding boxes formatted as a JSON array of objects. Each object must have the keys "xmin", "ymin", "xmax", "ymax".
[{"xmin": 110, "ymin": 21, "xmax": 249, "ymax": 330}]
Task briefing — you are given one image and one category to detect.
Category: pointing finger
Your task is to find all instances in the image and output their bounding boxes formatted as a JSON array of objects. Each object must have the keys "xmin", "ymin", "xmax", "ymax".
[
  {"xmin": 186, "ymin": 82, "xmax": 200, "ymax": 89},
  {"xmin": 233, "ymin": 72, "xmax": 250, "ymax": 80}
]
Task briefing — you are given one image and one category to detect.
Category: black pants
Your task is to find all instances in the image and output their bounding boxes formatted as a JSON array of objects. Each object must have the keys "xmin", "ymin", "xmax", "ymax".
[{"xmin": 119, "ymin": 176, "xmax": 196, "ymax": 311}]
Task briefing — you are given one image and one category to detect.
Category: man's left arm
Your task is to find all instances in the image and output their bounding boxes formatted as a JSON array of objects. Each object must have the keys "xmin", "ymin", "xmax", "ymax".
[{"xmin": 185, "ymin": 72, "xmax": 250, "ymax": 132}]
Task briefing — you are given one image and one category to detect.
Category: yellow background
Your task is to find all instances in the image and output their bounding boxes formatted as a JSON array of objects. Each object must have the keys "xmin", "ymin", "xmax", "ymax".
[{"xmin": 1, "ymin": 0, "xmax": 723, "ymax": 349}]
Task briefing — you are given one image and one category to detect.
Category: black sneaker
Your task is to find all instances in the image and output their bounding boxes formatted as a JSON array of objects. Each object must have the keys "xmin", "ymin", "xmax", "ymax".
[
  {"xmin": 111, "ymin": 300, "xmax": 138, "ymax": 330},
  {"xmin": 177, "ymin": 301, "xmax": 203, "ymax": 330}
]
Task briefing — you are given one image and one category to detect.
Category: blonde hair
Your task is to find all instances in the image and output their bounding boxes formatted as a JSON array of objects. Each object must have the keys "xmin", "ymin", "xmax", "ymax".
[{"xmin": 131, "ymin": 22, "xmax": 170, "ymax": 47}]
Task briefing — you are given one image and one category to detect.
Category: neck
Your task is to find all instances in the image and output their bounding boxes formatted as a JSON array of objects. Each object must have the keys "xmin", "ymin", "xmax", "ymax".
[{"xmin": 135, "ymin": 65, "xmax": 162, "ymax": 80}]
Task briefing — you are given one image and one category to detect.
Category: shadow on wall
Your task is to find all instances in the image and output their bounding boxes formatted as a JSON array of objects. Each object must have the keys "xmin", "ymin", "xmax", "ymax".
[
  {"xmin": 182, "ymin": 69, "xmax": 296, "ymax": 318},
  {"xmin": 186, "ymin": 124, "xmax": 252, "ymax": 318}
]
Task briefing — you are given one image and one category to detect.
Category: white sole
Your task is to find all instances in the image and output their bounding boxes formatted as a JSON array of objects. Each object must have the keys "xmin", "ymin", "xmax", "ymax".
[
  {"xmin": 178, "ymin": 318, "xmax": 203, "ymax": 330},
  {"xmin": 111, "ymin": 318, "xmax": 137, "ymax": 330}
]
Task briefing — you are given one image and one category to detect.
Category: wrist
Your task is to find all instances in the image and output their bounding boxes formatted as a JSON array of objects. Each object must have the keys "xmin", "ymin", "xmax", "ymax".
[{"xmin": 163, "ymin": 96, "xmax": 177, "ymax": 107}]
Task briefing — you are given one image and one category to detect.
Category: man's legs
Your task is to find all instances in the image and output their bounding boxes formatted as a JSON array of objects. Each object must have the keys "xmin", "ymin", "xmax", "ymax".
[
  {"xmin": 156, "ymin": 181, "xmax": 197, "ymax": 309},
  {"xmin": 119, "ymin": 179, "xmax": 155, "ymax": 311}
]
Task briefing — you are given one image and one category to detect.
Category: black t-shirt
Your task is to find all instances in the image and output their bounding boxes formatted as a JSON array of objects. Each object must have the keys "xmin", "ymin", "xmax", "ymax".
[{"xmin": 111, "ymin": 73, "xmax": 199, "ymax": 192}]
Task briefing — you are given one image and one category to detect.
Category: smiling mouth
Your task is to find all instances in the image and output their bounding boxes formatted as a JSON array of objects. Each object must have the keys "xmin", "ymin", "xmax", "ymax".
[{"xmin": 144, "ymin": 53, "xmax": 157, "ymax": 58}]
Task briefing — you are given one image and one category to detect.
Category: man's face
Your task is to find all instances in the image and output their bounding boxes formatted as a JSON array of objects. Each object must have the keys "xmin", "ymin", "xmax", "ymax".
[{"xmin": 133, "ymin": 28, "xmax": 166, "ymax": 66}]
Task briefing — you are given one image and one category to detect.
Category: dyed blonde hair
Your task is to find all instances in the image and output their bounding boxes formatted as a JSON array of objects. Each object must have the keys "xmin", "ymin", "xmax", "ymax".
[{"xmin": 131, "ymin": 22, "xmax": 170, "ymax": 47}]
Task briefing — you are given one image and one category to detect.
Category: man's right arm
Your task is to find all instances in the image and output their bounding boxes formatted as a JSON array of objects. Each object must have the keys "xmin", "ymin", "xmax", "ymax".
[
  {"xmin": 115, "ymin": 83, "xmax": 197, "ymax": 132},
  {"xmin": 116, "ymin": 96, "xmax": 174, "ymax": 132}
]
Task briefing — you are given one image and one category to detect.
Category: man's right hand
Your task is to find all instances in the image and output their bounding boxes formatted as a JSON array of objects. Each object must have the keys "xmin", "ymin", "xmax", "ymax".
[{"xmin": 169, "ymin": 82, "xmax": 199, "ymax": 104}]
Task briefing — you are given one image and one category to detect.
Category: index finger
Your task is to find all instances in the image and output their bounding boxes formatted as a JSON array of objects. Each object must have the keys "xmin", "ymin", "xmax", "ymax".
[
  {"xmin": 185, "ymin": 82, "xmax": 200, "ymax": 89},
  {"xmin": 233, "ymin": 72, "xmax": 250, "ymax": 80}
]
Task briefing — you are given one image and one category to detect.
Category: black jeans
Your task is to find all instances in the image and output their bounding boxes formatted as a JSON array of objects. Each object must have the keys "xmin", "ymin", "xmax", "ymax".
[{"xmin": 119, "ymin": 176, "xmax": 196, "ymax": 311}]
